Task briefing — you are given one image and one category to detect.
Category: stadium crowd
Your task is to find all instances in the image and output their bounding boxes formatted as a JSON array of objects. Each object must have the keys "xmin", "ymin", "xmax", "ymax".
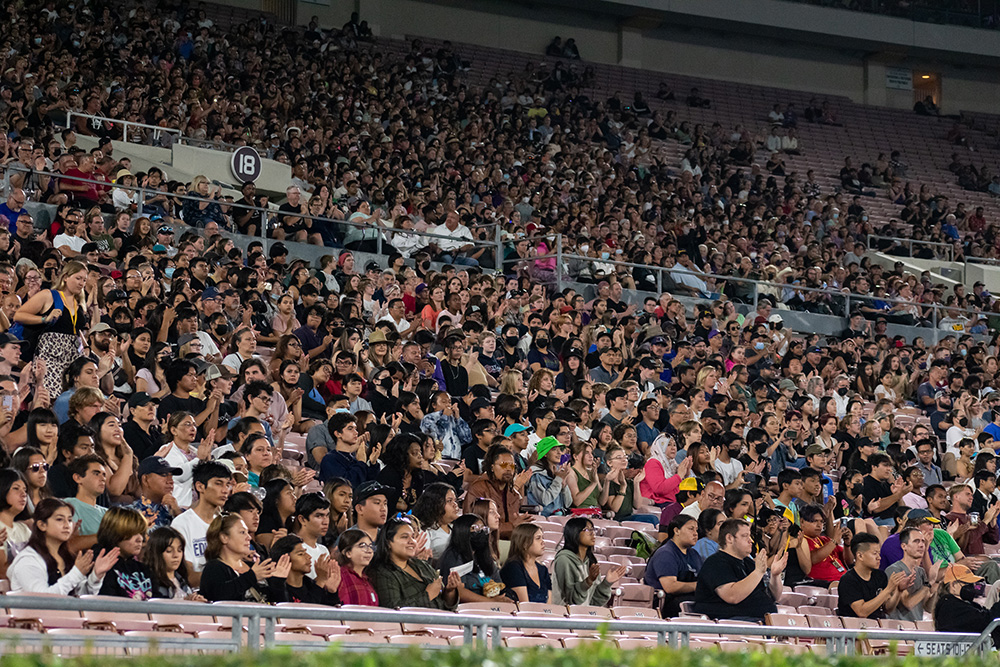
[{"xmin": 0, "ymin": 0, "xmax": 998, "ymax": 644}]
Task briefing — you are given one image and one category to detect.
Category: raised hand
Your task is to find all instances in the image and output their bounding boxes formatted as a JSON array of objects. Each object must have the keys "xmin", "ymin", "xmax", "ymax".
[
  {"xmin": 271, "ymin": 554, "xmax": 291, "ymax": 579},
  {"xmin": 587, "ymin": 562, "xmax": 601, "ymax": 584},
  {"xmin": 606, "ymin": 564, "xmax": 629, "ymax": 584},
  {"xmin": 74, "ymin": 549, "xmax": 95, "ymax": 575},
  {"xmin": 771, "ymin": 548, "xmax": 789, "ymax": 576},
  {"xmin": 197, "ymin": 428, "xmax": 217, "ymax": 460},
  {"xmin": 425, "ymin": 576, "xmax": 443, "ymax": 600},
  {"xmin": 252, "ymin": 558, "xmax": 277, "ymax": 581},
  {"xmin": 324, "ymin": 558, "xmax": 341, "ymax": 592},
  {"xmin": 93, "ymin": 548, "xmax": 120, "ymax": 578},
  {"xmin": 445, "ymin": 570, "xmax": 462, "ymax": 590}
]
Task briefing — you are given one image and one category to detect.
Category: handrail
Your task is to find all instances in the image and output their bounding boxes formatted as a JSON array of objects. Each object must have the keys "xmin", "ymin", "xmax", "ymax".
[
  {"xmin": 65, "ymin": 111, "xmax": 181, "ymax": 145},
  {"xmin": 545, "ymin": 250, "xmax": 989, "ymax": 325},
  {"xmin": 0, "ymin": 595, "xmax": 985, "ymax": 655},
  {"xmin": 865, "ymin": 234, "xmax": 956, "ymax": 263},
  {"xmin": 24, "ymin": 170, "xmax": 500, "ymax": 255}
]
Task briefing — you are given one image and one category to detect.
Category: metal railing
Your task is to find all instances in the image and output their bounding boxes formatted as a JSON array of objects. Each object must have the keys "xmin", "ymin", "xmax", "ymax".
[
  {"xmin": 777, "ymin": 0, "xmax": 1000, "ymax": 29},
  {"xmin": 0, "ymin": 595, "xmax": 988, "ymax": 656},
  {"xmin": 866, "ymin": 234, "xmax": 956, "ymax": 262},
  {"xmin": 24, "ymin": 170, "xmax": 503, "ymax": 266},
  {"xmin": 21, "ymin": 169, "xmax": 996, "ymax": 331},
  {"xmin": 65, "ymin": 112, "xmax": 181, "ymax": 147},
  {"xmin": 522, "ymin": 246, "xmax": 990, "ymax": 330}
]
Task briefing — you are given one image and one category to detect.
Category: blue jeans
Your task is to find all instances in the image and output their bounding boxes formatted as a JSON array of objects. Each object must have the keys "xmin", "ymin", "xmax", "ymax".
[
  {"xmin": 439, "ymin": 253, "xmax": 479, "ymax": 267},
  {"xmin": 622, "ymin": 513, "xmax": 659, "ymax": 526}
]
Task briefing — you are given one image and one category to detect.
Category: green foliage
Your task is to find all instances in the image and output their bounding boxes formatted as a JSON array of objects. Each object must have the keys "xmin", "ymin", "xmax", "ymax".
[{"xmin": 0, "ymin": 644, "xmax": 984, "ymax": 667}]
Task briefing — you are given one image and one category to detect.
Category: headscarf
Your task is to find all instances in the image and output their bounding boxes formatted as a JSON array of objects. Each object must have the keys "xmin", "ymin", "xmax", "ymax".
[{"xmin": 650, "ymin": 433, "xmax": 678, "ymax": 478}]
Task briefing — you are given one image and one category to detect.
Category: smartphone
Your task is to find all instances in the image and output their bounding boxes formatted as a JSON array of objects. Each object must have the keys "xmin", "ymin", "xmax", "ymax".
[
  {"xmin": 559, "ymin": 453, "xmax": 571, "ymax": 466},
  {"xmin": 1, "ymin": 396, "xmax": 12, "ymax": 410}
]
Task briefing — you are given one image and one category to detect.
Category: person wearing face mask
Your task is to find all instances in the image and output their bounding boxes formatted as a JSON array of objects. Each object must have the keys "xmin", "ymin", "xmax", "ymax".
[
  {"xmin": 498, "ymin": 324, "xmax": 526, "ymax": 372},
  {"xmin": 527, "ymin": 328, "xmax": 559, "ymax": 374},
  {"xmin": 934, "ymin": 564, "xmax": 1000, "ymax": 646}
]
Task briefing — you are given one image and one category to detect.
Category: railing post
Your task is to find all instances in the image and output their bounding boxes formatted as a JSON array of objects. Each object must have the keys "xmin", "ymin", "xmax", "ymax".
[
  {"xmin": 264, "ymin": 616, "xmax": 275, "ymax": 648},
  {"xmin": 463, "ymin": 622, "xmax": 474, "ymax": 646},
  {"xmin": 122, "ymin": 123, "xmax": 128, "ymax": 144},
  {"xmin": 247, "ymin": 613, "xmax": 260, "ymax": 653},
  {"xmin": 494, "ymin": 224, "xmax": 503, "ymax": 273},
  {"xmin": 136, "ymin": 186, "xmax": 144, "ymax": 217},
  {"xmin": 230, "ymin": 614, "xmax": 243, "ymax": 648},
  {"xmin": 555, "ymin": 233, "xmax": 564, "ymax": 292},
  {"xmin": 476, "ymin": 622, "xmax": 488, "ymax": 649}
]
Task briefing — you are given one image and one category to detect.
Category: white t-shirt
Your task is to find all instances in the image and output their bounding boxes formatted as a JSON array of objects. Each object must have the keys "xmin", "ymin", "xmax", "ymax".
[
  {"xmin": 53, "ymin": 234, "xmax": 86, "ymax": 254},
  {"xmin": 301, "ymin": 541, "xmax": 329, "ymax": 579},
  {"xmin": 171, "ymin": 509, "xmax": 211, "ymax": 572},
  {"xmin": 194, "ymin": 331, "xmax": 220, "ymax": 358},
  {"xmin": 222, "ymin": 352, "xmax": 254, "ymax": 373},
  {"xmin": 713, "ymin": 457, "xmax": 744, "ymax": 486}
]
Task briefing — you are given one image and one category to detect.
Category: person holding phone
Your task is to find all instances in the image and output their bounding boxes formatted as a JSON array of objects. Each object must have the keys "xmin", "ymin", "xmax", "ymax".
[{"xmin": 525, "ymin": 436, "xmax": 572, "ymax": 516}]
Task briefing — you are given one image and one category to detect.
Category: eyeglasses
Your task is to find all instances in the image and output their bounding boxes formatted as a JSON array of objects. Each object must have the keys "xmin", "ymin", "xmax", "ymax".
[
  {"xmin": 354, "ymin": 542, "xmax": 374, "ymax": 551},
  {"xmin": 28, "ymin": 462, "xmax": 49, "ymax": 472},
  {"xmin": 580, "ymin": 527, "xmax": 595, "ymax": 534},
  {"xmin": 470, "ymin": 525, "xmax": 491, "ymax": 534}
]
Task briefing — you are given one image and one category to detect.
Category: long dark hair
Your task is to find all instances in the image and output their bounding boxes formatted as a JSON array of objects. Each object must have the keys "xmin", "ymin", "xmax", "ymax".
[
  {"xmin": 366, "ymin": 515, "xmax": 414, "ymax": 580},
  {"xmin": 26, "ymin": 498, "xmax": 75, "ymax": 585},
  {"xmin": 441, "ymin": 514, "xmax": 496, "ymax": 580},
  {"xmin": 260, "ymin": 478, "xmax": 293, "ymax": 532},
  {"xmin": 561, "ymin": 517, "xmax": 596, "ymax": 566},
  {"xmin": 0, "ymin": 469, "xmax": 27, "ymax": 521},
  {"xmin": 11, "ymin": 446, "xmax": 53, "ymax": 505},
  {"xmin": 142, "ymin": 526, "xmax": 191, "ymax": 591}
]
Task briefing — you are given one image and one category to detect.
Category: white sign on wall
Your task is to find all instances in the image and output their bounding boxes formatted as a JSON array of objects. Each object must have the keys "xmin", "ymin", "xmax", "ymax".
[{"xmin": 886, "ymin": 67, "xmax": 913, "ymax": 91}]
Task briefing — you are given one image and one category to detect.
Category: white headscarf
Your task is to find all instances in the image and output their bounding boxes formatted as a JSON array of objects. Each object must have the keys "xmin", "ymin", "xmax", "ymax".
[{"xmin": 650, "ymin": 433, "xmax": 678, "ymax": 478}]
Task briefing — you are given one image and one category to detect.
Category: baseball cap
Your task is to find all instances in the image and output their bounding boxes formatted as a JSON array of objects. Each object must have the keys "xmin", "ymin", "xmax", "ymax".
[
  {"xmin": 504, "ymin": 423, "xmax": 531, "ymax": 438},
  {"xmin": 138, "ymin": 456, "xmax": 182, "ymax": 478},
  {"xmin": 768, "ymin": 314, "xmax": 783, "ymax": 324},
  {"xmin": 942, "ymin": 563, "xmax": 982, "ymax": 584},
  {"xmin": 648, "ymin": 336, "xmax": 666, "ymax": 346},
  {"xmin": 127, "ymin": 392, "xmax": 159, "ymax": 409},
  {"xmin": 805, "ymin": 443, "xmax": 831, "ymax": 457},
  {"xmin": 152, "ymin": 244, "xmax": 167, "ymax": 253},
  {"xmin": 268, "ymin": 242, "xmax": 288, "ymax": 258},
  {"xmin": 809, "ymin": 346, "xmax": 823, "ymax": 354},
  {"xmin": 365, "ymin": 260, "xmax": 381, "ymax": 273},
  {"xmin": 203, "ymin": 364, "xmax": 235, "ymax": 382},
  {"xmin": 177, "ymin": 333, "xmax": 199, "ymax": 347},
  {"xmin": 107, "ymin": 289, "xmax": 128, "ymax": 302},
  {"xmin": 353, "ymin": 480, "xmax": 390, "ymax": 506},
  {"xmin": 0, "ymin": 332, "xmax": 24, "ymax": 346},
  {"xmin": 679, "ymin": 477, "xmax": 704, "ymax": 492},
  {"xmin": 778, "ymin": 378, "xmax": 797, "ymax": 392},
  {"xmin": 157, "ymin": 226, "xmax": 173, "ymax": 236},
  {"xmin": 199, "ymin": 287, "xmax": 221, "ymax": 300},
  {"xmin": 907, "ymin": 509, "xmax": 941, "ymax": 524},
  {"xmin": 89, "ymin": 322, "xmax": 113, "ymax": 334},
  {"xmin": 535, "ymin": 436, "xmax": 563, "ymax": 459}
]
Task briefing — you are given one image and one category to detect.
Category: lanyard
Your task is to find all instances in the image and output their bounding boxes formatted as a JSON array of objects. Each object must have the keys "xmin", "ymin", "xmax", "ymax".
[{"xmin": 58, "ymin": 291, "xmax": 77, "ymax": 333}]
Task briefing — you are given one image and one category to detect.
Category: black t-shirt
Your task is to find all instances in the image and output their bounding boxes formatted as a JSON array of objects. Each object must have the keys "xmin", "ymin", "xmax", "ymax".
[
  {"xmin": 693, "ymin": 551, "xmax": 777, "ymax": 620},
  {"xmin": 462, "ymin": 443, "xmax": 489, "ymax": 476},
  {"xmin": 862, "ymin": 475, "xmax": 895, "ymax": 520},
  {"xmin": 157, "ymin": 394, "xmax": 206, "ymax": 423},
  {"xmin": 123, "ymin": 420, "xmax": 163, "ymax": 461},
  {"xmin": 837, "ymin": 567, "xmax": 888, "ymax": 618}
]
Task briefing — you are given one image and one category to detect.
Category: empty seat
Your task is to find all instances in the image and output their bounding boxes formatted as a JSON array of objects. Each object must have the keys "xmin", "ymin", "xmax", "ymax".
[
  {"xmin": 515, "ymin": 603, "xmax": 568, "ymax": 616},
  {"xmin": 505, "ymin": 635, "xmax": 561, "ymax": 648},
  {"xmin": 456, "ymin": 601, "xmax": 517, "ymax": 614},
  {"xmin": 567, "ymin": 605, "xmax": 614, "ymax": 619}
]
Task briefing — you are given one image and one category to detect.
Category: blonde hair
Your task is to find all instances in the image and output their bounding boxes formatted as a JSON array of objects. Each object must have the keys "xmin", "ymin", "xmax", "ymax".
[
  {"xmin": 526, "ymin": 369, "xmax": 554, "ymax": 394},
  {"xmin": 190, "ymin": 174, "xmax": 211, "ymax": 193},
  {"xmin": 498, "ymin": 369, "xmax": 523, "ymax": 395},
  {"xmin": 68, "ymin": 387, "xmax": 104, "ymax": 418},
  {"xmin": 54, "ymin": 261, "xmax": 88, "ymax": 293}
]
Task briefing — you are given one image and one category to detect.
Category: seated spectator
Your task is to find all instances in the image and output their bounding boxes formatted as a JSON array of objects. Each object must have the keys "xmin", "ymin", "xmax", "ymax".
[
  {"xmin": 94, "ymin": 506, "xmax": 154, "ymax": 599},
  {"xmin": 142, "ymin": 526, "xmax": 202, "ymax": 600},
  {"xmin": 0, "ymin": 469, "xmax": 31, "ymax": 556},
  {"xmin": 368, "ymin": 514, "xmax": 460, "ymax": 609},
  {"xmin": 934, "ymin": 564, "xmax": 1000, "ymax": 644},
  {"xmin": 223, "ymin": 492, "xmax": 268, "ymax": 561},
  {"xmin": 63, "ymin": 454, "xmax": 109, "ymax": 549},
  {"xmin": 552, "ymin": 517, "xmax": 627, "ymax": 605},
  {"xmin": 438, "ymin": 514, "xmax": 502, "ymax": 602},
  {"xmin": 9, "ymin": 498, "xmax": 117, "ymax": 595},
  {"xmin": 793, "ymin": 504, "xmax": 850, "ymax": 586},
  {"xmin": 525, "ymin": 436, "xmax": 572, "ymax": 516},
  {"xmin": 686, "ymin": 87, "xmax": 711, "ymax": 108},
  {"xmin": 693, "ymin": 518, "xmax": 788, "ymax": 621},
  {"xmin": 199, "ymin": 513, "xmax": 290, "ymax": 603},
  {"xmin": 646, "ymin": 514, "xmax": 702, "ymax": 617},
  {"xmin": 862, "ymin": 453, "xmax": 911, "ymax": 530},
  {"xmin": 641, "ymin": 434, "xmax": 693, "ymax": 506},
  {"xmin": 466, "ymin": 446, "xmax": 532, "ymax": 539},
  {"xmin": 257, "ymin": 479, "xmax": 296, "ymax": 550},
  {"xmin": 351, "ymin": 481, "xmax": 390, "ymax": 543},
  {"xmin": 336, "ymin": 529, "xmax": 379, "ymax": 606},
  {"xmin": 886, "ymin": 526, "xmax": 938, "ymax": 622},
  {"xmin": 268, "ymin": 535, "xmax": 341, "ymax": 605},
  {"xmin": 376, "ymin": 433, "xmax": 425, "ymax": 512},
  {"xmin": 501, "ymin": 523, "xmax": 552, "ymax": 603},
  {"xmin": 412, "ymin": 482, "xmax": 460, "ymax": 562},
  {"xmin": 946, "ymin": 483, "xmax": 1000, "ymax": 556},
  {"xmin": 290, "ymin": 492, "xmax": 331, "ymax": 579},
  {"xmin": 838, "ymin": 532, "xmax": 905, "ymax": 619},
  {"xmin": 693, "ymin": 508, "xmax": 725, "ymax": 561},
  {"xmin": 171, "ymin": 460, "xmax": 232, "ymax": 587}
]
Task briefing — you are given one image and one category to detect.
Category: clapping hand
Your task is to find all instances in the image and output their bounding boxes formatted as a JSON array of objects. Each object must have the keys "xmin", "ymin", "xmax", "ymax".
[
  {"xmin": 93, "ymin": 548, "xmax": 120, "ymax": 578},
  {"xmin": 605, "ymin": 564, "xmax": 629, "ymax": 585}
]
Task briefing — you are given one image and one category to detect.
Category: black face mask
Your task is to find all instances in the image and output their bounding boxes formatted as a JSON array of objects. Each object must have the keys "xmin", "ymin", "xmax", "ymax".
[
  {"xmin": 535, "ymin": 338, "xmax": 548, "ymax": 348},
  {"xmin": 960, "ymin": 582, "xmax": 983, "ymax": 602},
  {"xmin": 837, "ymin": 387, "xmax": 849, "ymax": 396},
  {"xmin": 470, "ymin": 531, "xmax": 490, "ymax": 550},
  {"xmin": 379, "ymin": 375, "xmax": 393, "ymax": 391},
  {"xmin": 115, "ymin": 322, "xmax": 132, "ymax": 335},
  {"xmin": 420, "ymin": 261, "xmax": 430, "ymax": 272},
  {"xmin": 504, "ymin": 336, "xmax": 519, "ymax": 348},
  {"xmin": 215, "ymin": 324, "xmax": 230, "ymax": 336},
  {"xmin": 755, "ymin": 442, "xmax": 770, "ymax": 456}
]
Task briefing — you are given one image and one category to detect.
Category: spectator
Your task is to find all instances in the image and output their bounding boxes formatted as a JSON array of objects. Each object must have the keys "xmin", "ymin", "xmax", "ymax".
[
  {"xmin": 551, "ymin": 517, "xmax": 627, "ymax": 606},
  {"xmin": 367, "ymin": 514, "xmax": 460, "ymax": 609},
  {"xmin": 142, "ymin": 526, "xmax": 203, "ymax": 600},
  {"xmin": 94, "ymin": 506, "xmax": 153, "ymax": 599},
  {"xmin": 646, "ymin": 514, "xmax": 702, "ymax": 617},
  {"xmin": 199, "ymin": 513, "xmax": 290, "ymax": 603},
  {"xmin": 170, "ymin": 461, "xmax": 232, "ymax": 587},
  {"xmin": 501, "ymin": 523, "xmax": 552, "ymax": 604},
  {"xmin": 886, "ymin": 526, "xmax": 939, "ymax": 622},
  {"xmin": 335, "ymin": 529, "xmax": 379, "ymax": 606},
  {"xmin": 267, "ymin": 535, "xmax": 341, "ymax": 605},
  {"xmin": 693, "ymin": 518, "xmax": 788, "ymax": 621},
  {"xmin": 838, "ymin": 532, "xmax": 905, "ymax": 619}
]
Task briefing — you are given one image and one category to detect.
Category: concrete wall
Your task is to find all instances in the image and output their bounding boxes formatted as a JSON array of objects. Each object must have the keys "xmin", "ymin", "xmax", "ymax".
[{"xmin": 171, "ymin": 144, "xmax": 291, "ymax": 195}]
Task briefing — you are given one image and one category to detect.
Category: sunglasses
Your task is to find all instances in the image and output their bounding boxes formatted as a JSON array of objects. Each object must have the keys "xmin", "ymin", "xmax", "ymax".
[{"xmin": 28, "ymin": 462, "xmax": 50, "ymax": 473}]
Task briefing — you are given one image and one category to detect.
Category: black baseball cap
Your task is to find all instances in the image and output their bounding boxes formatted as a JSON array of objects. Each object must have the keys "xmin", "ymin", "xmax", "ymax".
[{"xmin": 354, "ymin": 481, "xmax": 390, "ymax": 506}]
